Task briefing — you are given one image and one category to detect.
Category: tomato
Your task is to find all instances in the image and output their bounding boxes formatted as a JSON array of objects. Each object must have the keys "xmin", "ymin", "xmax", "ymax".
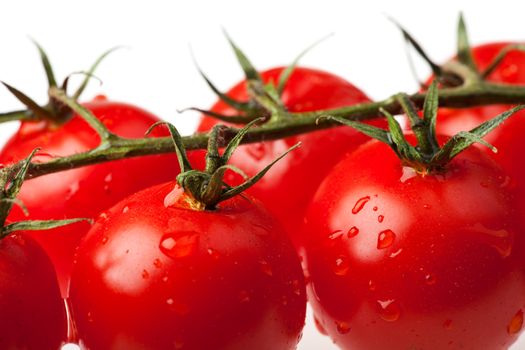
[
  {"xmin": 69, "ymin": 181, "xmax": 306, "ymax": 350},
  {"xmin": 0, "ymin": 233, "xmax": 66, "ymax": 349},
  {"xmin": 432, "ymin": 43, "xmax": 525, "ymax": 209},
  {"xmin": 303, "ymin": 137, "xmax": 525, "ymax": 349},
  {"xmin": 0, "ymin": 96, "xmax": 179, "ymax": 297},
  {"xmin": 196, "ymin": 66, "xmax": 381, "ymax": 247}
]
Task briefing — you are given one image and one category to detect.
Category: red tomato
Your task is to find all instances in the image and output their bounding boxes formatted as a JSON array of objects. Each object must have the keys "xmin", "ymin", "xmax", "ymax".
[
  {"xmin": 0, "ymin": 97, "xmax": 179, "ymax": 297},
  {"xmin": 196, "ymin": 67, "xmax": 381, "ymax": 247},
  {"xmin": 432, "ymin": 43, "xmax": 525, "ymax": 204},
  {"xmin": 69, "ymin": 182, "xmax": 306, "ymax": 350},
  {"xmin": 0, "ymin": 233, "xmax": 66, "ymax": 349},
  {"xmin": 303, "ymin": 138, "xmax": 525, "ymax": 349}
]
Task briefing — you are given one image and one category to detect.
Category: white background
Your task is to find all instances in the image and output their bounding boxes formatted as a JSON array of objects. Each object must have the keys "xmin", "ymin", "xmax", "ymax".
[{"xmin": 1, "ymin": 1, "xmax": 525, "ymax": 349}]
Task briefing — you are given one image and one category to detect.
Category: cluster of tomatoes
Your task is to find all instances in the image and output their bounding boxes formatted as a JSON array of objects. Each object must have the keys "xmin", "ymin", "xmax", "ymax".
[{"xmin": 1, "ymin": 39, "xmax": 525, "ymax": 350}]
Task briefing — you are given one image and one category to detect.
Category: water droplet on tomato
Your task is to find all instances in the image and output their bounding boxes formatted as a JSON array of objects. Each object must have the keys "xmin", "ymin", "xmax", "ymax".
[
  {"xmin": 259, "ymin": 260, "xmax": 273, "ymax": 276},
  {"xmin": 314, "ymin": 317, "xmax": 328, "ymax": 335},
  {"xmin": 378, "ymin": 215, "xmax": 384, "ymax": 223},
  {"xmin": 122, "ymin": 206, "xmax": 129, "ymax": 214},
  {"xmin": 423, "ymin": 204, "xmax": 431, "ymax": 210},
  {"xmin": 153, "ymin": 259, "xmax": 162, "ymax": 268},
  {"xmin": 162, "ymin": 275, "xmax": 169, "ymax": 283},
  {"xmin": 377, "ymin": 230, "xmax": 396, "ymax": 249},
  {"xmin": 329, "ymin": 230, "xmax": 343, "ymax": 240},
  {"xmin": 373, "ymin": 206, "xmax": 378, "ymax": 212},
  {"xmin": 347, "ymin": 226, "xmax": 359, "ymax": 238},
  {"xmin": 159, "ymin": 233, "xmax": 199, "ymax": 259},
  {"xmin": 291, "ymin": 279, "xmax": 302, "ymax": 296},
  {"xmin": 238, "ymin": 290, "xmax": 250, "ymax": 303},
  {"xmin": 425, "ymin": 273, "xmax": 436, "ymax": 285},
  {"xmin": 443, "ymin": 319, "xmax": 453, "ymax": 329},
  {"xmin": 101, "ymin": 236, "xmax": 108, "ymax": 245},
  {"xmin": 206, "ymin": 248, "xmax": 220, "ymax": 259},
  {"xmin": 400, "ymin": 166, "xmax": 417, "ymax": 183},
  {"xmin": 377, "ymin": 299, "xmax": 401, "ymax": 322},
  {"xmin": 352, "ymin": 196, "xmax": 370, "ymax": 214},
  {"xmin": 508, "ymin": 310, "xmax": 524, "ymax": 335},
  {"xmin": 368, "ymin": 280, "xmax": 376, "ymax": 291},
  {"xmin": 166, "ymin": 298, "xmax": 190, "ymax": 315},
  {"xmin": 333, "ymin": 256, "xmax": 350, "ymax": 276},
  {"xmin": 87, "ymin": 311, "xmax": 94, "ymax": 323},
  {"xmin": 141, "ymin": 270, "xmax": 149, "ymax": 279},
  {"xmin": 336, "ymin": 321, "xmax": 351, "ymax": 334},
  {"xmin": 389, "ymin": 248, "xmax": 403, "ymax": 258},
  {"xmin": 66, "ymin": 182, "xmax": 80, "ymax": 200},
  {"xmin": 246, "ymin": 143, "xmax": 266, "ymax": 161}
]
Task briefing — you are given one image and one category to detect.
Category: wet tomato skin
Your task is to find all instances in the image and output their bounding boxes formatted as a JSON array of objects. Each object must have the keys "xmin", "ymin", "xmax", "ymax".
[
  {"xmin": 0, "ymin": 98, "xmax": 179, "ymax": 296},
  {"xmin": 433, "ymin": 43, "xmax": 525, "ymax": 215},
  {"xmin": 0, "ymin": 233, "xmax": 66, "ymax": 349},
  {"xmin": 304, "ymin": 138, "xmax": 525, "ymax": 349},
  {"xmin": 196, "ymin": 66, "xmax": 382, "ymax": 247},
  {"xmin": 69, "ymin": 182, "xmax": 306, "ymax": 350}
]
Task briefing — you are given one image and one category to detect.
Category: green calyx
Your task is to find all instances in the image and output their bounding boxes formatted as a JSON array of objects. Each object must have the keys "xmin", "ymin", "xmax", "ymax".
[
  {"xmin": 188, "ymin": 32, "xmax": 330, "ymax": 125},
  {"xmin": 393, "ymin": 13, "xmax": 525, "ymax": 88},
  {"xmin": 1, "ymin": 41, "xmax": 120, "ymax": 124},
  {"xmin": 0, "ymin": 150, "xmax": 91, "ymax": 239},
  {"xmin": 327, "ymin": 80, "xmax": 525, "ymax": 174},
  {"xmin": 147, "ymin": 119, "xmax": 299, "ymax": 210}
]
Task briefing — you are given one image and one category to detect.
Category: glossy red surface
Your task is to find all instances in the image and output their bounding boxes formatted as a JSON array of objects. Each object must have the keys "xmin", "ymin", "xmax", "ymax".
[
  {"xmin": 0, "ymin": 98, "xmax": 179, "ymax": 296},
  {"xmin": 304, "ymin": 138, "xmax": 525, "ymax": 349},
  {"xmin": 69, "ymin": 181, "xmax": 306, "ymax": 350},
  {"xmin": 0, "ymin": 233, "xmax": 66, "ymax": 349},
  {"xmin": 196, "ymin": 66, "xmax": 382, "ymax": 247}
]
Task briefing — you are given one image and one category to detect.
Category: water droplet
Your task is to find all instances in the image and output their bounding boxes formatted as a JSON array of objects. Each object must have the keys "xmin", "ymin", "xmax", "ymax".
[
  {"xmin": 142, "ymin": 270, "xmax": 149, "ymax": 279},
  {"xmin": 291, "ymin": 279, "xmax": 302, "ymax": 296},
  {"xmin": 378, "ymin": 215, "xmax": 384, "ymax": 223},
  {"xmin": 153, "ymin": 259, "xmax": 162, "ymax": 268},
  {"xmin": 246, "ymin": 143, "xmax": 266, "ymax": 161},
  {"xmin": 508, "ymin": 310, "xmax": 524, "ymax": 335},
  {"xmin": 443, "ymin": 319, "xmax": 452, "ymax": 330},
  {"xmin": 122, "ymin": 206, "xmax": 129, "ymax": 214},
  {"xmin": 101, "ymin": 236, "xmax": 108, "ymax": 245},
  {"xmin": 336, "ymin": 321, "xmax": 351, "ymax": 334},
  {"xmin": 377, "ymin": 230, "xmax": 396, "ymax": 249},
  {"xmin": 206, "ymin": 248, "xmax": 220, "ymax": 259},
  {"xmin": 333, "ymin": 256, "xmax": 350, "ymax": 276},
  {"xmin": 329, "ymin": 230, "xmax": 343, "ymax": 240},
  {"xmin": 377, "ymin": 299, "xmax": 401, "ymax": 322},
  {"xmin": 423, "ymin": 204, "xmax": 431, "ymax": 210},
  {"xmin": 259, "ymin": 260, "xmax": 273, "ymax": 276},
  {"xmin": 314, "ymin": 316, "xmax": 328, "ymax": 335},
  {"xmin": 99, "ymin": 212, "xmax": 109, "ymax": 222},
  {"xmin": 66, "ymin": 182, "xmax": 80, "ymax": 200},
  {"xmin": 389, "ymin": 248, "xmax": 403, "ymax": 258},
  {"xmin": 87, "ymin": 311, "xmax": 94, "ymax": 323},
  {"xmin": 373, "ymin": 206, "xmax": 378, "ymax": 212},
  {"xmin": 159, "ymin": 233, "xmax": 199, "ymax": 259},
  {"xmin": 166, "ymin": 298, "xmax": 190, "ymax": 315},
  {"xmin": 238, "ymin": 290, "xmax": 250, "ymax": 303},
  {"xmin": 104, "ymin": 173, "xmax": 113, "ymax": 183},
  {"xmin": 425, "ymin": 273, "xmax": 436, "ymax": 285},
  {"xmin": 352, "ymin": 196, "xmax": 370, "ymax": 214},
  {"xmin": 368, "ymin": 280, "xmax": 376, "ymax": 291},
  {"xmin": 347, "ymin": 226, "xmax": 359, "ymax": 238}
]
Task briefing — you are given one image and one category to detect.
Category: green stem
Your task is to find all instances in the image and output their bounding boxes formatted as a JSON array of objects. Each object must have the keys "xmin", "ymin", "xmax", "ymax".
[{"xmin": 10, "ymin": 80, "xmax": 525, "ymax": 181}]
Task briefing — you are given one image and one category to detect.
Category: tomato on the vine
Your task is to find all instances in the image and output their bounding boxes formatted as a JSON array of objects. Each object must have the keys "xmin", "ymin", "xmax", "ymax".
[
  {"xmin": 69, "ymin": 182, "xmax": 306, "ymax": 350},
  {"xmin": 196, "ymin": 66, "xmax": 382, "ymax": 247},
  {"xmin": 0, "ymin": 97, "xmax": 179, "ymax": 296},
  {"xmin": 432, "ymin": 43, "xmax": 525, "ymax": 201},
  {"xmin": 303, "ymin": 136, "xmax": 525, "ymax": 349},
  {"xmin": 0, "ymin": 233, "xmax": 66, "ymax": 349}
]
